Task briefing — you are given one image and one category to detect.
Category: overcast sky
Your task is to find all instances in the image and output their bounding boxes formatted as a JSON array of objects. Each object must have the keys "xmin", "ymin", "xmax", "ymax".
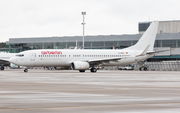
[{"xmin": 0, "ymin": 0, "xmax": 180, "ymax": 42}]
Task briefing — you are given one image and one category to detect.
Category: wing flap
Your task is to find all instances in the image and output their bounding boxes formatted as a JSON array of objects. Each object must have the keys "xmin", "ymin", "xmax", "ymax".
[{"xmin": 147, "ymin": 49, "xmax": 171, "ymax": 54}]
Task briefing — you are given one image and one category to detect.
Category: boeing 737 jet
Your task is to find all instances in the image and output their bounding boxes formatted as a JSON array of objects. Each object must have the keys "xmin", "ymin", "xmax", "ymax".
[{"xmin": 9, "ymin": 21, "xmax": 161, "ymax": 73}]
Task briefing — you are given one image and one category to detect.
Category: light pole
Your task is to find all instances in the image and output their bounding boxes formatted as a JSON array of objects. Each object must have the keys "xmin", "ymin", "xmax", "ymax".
[{"xmin": 81, "ymin": 12, "xmax": 86, "ymax": 49}]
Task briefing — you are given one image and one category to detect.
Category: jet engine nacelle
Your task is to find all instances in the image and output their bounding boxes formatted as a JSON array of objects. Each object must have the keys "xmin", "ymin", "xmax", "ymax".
[{"xmin": 71, "ymin": 61, "xmax": 89, "ymax": 70}]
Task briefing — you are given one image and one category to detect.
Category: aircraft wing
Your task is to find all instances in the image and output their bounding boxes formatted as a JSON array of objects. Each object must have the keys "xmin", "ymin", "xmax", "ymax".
[
  {"xmin": 0, "ymin": 59, "xmax": 10, "ymax": 66},
  {"xmin": 0, "ymin": 59, "xmax": 9, "ymax": 62},
  {"xmin": 88, "ymin": 57, "xmax": 121, "ymax": 65}
]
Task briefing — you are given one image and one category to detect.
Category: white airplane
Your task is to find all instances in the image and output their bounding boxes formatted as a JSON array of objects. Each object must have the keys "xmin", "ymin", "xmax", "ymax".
[{"xmin": 9, "ymin": 21, "xmax": 162, "ymax": 73}]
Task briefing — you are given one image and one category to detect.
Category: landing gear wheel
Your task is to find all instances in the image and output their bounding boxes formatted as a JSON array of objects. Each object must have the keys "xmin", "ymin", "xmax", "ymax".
[
  {"xmin": 51, "ymin": 68, "xmax": 55, "ymax": 71},
  {"xmin": 24, "ymin": 69, "xmax": 28, "ymax": 73},
  {"xmin": 79, "ymin": 70, "xmax": 85, "ymax": 72},
  {"xmin": 139, "ymin": 67, "xmax": 148, "ymax": 71},
  {"xmin": 139, "ymin": 67, "xmax": 145, "ymax": 71},
  {"xmin": 1, "ymin": 66, "xmax": 4, "ymax": 70},
  {"xmin": 139, "ymin": 67, "xmax": 142, "ymax": 71},
  {"xmin": 144, "ymin": 67, "xmax": 147, "ymax": 71},
  {"xmin": 90, "ymin": 68, "xmax": 97, "ymax": 73}
]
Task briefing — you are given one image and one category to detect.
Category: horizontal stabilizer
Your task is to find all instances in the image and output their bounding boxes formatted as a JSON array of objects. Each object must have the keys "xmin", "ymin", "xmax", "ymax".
[{"xmin": 147, "ymin": 49, "xmax": 172, "ymax": 54}]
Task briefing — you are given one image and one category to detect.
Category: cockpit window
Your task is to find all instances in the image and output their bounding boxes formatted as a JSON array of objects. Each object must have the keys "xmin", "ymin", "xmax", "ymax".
[{"xmin": 16, "ymin": 54, "xmax": 24, "ymax": 57}]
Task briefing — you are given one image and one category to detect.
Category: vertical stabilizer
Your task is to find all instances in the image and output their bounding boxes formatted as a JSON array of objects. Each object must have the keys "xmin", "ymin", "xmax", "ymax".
[{"xmin": 125, "ymin": 21, "xmax": 159, "ymax": 52}]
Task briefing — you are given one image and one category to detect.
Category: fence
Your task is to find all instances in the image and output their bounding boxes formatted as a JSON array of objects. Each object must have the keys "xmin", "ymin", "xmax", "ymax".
[{"xmin": 134, "ymin": 62, "xmax": 180, "ymax": 71}]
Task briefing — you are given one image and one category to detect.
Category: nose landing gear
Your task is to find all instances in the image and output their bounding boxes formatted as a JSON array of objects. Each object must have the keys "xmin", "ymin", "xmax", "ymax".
[{"xmin": 24, "ymin": 69, "xmax": 28, "ymax": 73}]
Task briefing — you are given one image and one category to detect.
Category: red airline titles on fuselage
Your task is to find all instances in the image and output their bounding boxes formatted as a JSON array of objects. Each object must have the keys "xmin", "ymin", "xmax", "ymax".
[{"xmin": 41, "ymin": 51, "xmax": 62, "ymax": 55}]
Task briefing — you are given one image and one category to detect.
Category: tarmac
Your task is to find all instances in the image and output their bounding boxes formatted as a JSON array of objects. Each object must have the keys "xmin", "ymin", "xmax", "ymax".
[{"xmin": 0, "ymin": 69, "xmax": 180, "ymax": 113}]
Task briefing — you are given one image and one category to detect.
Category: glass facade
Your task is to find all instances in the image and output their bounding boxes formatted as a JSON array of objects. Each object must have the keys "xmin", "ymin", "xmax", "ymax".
[
  {"xmin": 3, "ymin": 32, "xmax": 180, "ymax": 53},
  {"xmin": 4, "ymin": 39, "xmax": 180, "ymax": 53},
  {"xmin": 139, "ymin": 22, "xmax": 150, "ymax": 32},
  {"xmin": 154, "ymin": 40, "xmax": 180, "ymax": 48}
]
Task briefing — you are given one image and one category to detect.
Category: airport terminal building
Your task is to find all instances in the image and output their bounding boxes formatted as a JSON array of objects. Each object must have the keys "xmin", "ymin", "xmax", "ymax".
[{"xmin": 3, "ymin": 20, "xmax": 180, "ymax": 62}]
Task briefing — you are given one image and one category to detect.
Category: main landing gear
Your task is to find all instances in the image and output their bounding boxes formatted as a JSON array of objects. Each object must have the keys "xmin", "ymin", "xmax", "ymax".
[
  {"xmin": 90, "ymin": 67, "xmax": 97, "ymax": 73},
  {"xmin": 79, "ymin": 67, "xmax": 97, "ymax": 73},
  {"xmin": 24, "ymin": 69, "xmax": 28, "ymax": 73},
  {"xmin": 1, "ymin": 66, "xmax": 4, "ymax": 70}
]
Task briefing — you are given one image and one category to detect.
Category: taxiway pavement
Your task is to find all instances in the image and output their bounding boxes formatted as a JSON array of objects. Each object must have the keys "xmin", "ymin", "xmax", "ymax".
[{"xmin": 0, "ymin": 69, "xmax": 180, "ymax": 113}]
